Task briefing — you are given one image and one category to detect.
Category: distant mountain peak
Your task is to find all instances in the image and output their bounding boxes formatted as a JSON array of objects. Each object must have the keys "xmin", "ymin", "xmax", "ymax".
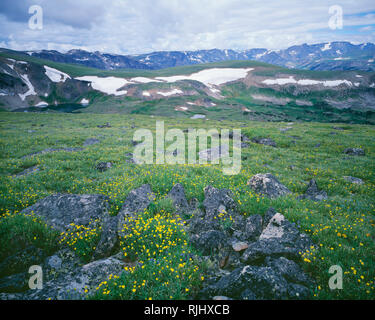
[{"xmin": 19, "ymin": 41, "xmax": 375, "ymax": 71}]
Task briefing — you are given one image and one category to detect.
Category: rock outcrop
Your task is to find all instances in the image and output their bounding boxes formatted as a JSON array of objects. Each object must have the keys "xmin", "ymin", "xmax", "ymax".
[{"xmin": 247, "ymin": 173, "xmax": 291, "ymax": 198}]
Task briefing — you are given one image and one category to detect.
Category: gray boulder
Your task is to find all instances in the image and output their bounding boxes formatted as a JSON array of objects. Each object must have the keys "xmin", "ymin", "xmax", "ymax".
[
  {"xmin": 251, "ymin": 137, "xmax": 277, "ymax": 147},
  {"xmin": 26, "ymin": 254, "xmax": 126, "ymax": 300},
  {"xmin": 83, "ymin": 138, "xmax": 100, "ymax": 146},
  {"xmin": 95, "ymin": 162, "xmax": 113, "ymax": 172},
  {"xmin": 343, "ymin": 176, "xmax": 364, "ymax": 185},
  {"xmin": 247, "ymin": 173, "xmax": 291, "ymax": 198},
  {"xmin": 167, "ymin": 183, "xmax": 189, "ymax": 213},
  {"xmin": 298, "ymin": 179, "xmax": 328, "ymax": 202},
  {"xmin": 190, "ymin": 230, "xmax": 229, "ymax": 255},
  {"xmin": 92, "ymin": 215, "xmax": 119, "ymax": 260},
  {"xmin": 202, "ymin": 265, "xmax": 289, "ymax": 299},
  {"xmin": 343, "ymin": 148, "xmax": 365, "ymax": 156},
  {"xmin": 244, "ymin": 214, "xmax": 263, "ymax": 241},
  {"xmin": 203, "ymin": 186, "xmax": 237, "ymax": 219},
  {"xmin": 117, "ymin": 184, "xmax": 155, "ymax": 235},
  {"xmin": 20, "ymin": 194, "xmax": 110, "ymax": 232}
]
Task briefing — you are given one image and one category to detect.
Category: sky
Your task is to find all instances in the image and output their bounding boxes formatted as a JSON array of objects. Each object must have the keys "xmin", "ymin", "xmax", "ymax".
[{"xmin": 0, "ymin": 0, "xmax": 374, "ymax": 55}]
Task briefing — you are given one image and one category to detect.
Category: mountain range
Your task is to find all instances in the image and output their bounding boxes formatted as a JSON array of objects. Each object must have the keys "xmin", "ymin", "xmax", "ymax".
[
  {"xmin": 1, "ymin": 46, "xmax": 375, "ymax": 124},
  {"xmin": 18, "ymin": 41, "xmax": 375, "ymax": 71}
]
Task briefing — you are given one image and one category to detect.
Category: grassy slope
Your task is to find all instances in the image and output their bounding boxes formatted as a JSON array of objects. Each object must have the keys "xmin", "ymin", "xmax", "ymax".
[{"xmin": 0, "ymin": 112, "xmax": 374, "ymax": 299}]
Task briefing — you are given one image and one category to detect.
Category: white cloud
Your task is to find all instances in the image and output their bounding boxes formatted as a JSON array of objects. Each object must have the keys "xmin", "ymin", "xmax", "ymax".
[{"xmin": 0, "ymin": 0, "xmax": 374, "ymax": 54}]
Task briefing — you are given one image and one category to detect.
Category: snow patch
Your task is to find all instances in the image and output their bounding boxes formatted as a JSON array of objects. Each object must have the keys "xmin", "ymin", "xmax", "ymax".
[
  {"xmin": 155, "ymin": 68, "xmax": 253, "ymax": 87},
  {"xmin": 157, "ymin": 89, "xmax": 183, "ymax": 96},
  {"xmin": 262, "ymin": 77, "xmax": 353, "ymax": 87},
  {"xmin": 44, "ymin": 66, "xmax": 71, "ymax": 82},
  {"xmin": 75, "ymin": 76, "xmax": 131, "ymax": 96},
  {"xmin": 18, "ymin": 74, "xmax": 36, "ymax": 101},
  {"xmin": 190, "ymin": 114, "xmax": 206, "ymax": 119},
  {"xmin": 131, "ymin": 77, "xmax": 160, "ymax": 83}
]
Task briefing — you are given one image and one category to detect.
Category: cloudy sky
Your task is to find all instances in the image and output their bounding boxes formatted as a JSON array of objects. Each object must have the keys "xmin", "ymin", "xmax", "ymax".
[{"xmin": 0, "ymin": 0, "xmax": 374, "ymax": 54}]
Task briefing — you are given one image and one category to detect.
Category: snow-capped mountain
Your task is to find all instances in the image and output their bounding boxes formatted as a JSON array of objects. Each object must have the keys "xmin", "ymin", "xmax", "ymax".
[{"xmin": 21, "ymin": 42, "xmax": 375, "ymax": 71}]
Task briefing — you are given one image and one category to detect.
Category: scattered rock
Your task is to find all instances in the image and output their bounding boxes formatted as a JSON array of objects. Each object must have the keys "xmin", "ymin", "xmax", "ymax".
[
  {"xmin": 95, "ymin": 162, "xmax": 113, "ymax": 172},
  {"xmin": 25, "ymin": 254, "xmax": 126, "ymax": 300},
  {"xmin": 83, "ymin": 138, "xmax": 100, "ymax": 146},
  {"xmin": 298, "ymin": 179, "xmax": 328, "ymax": 201},
  {"xmin": 190, "ymin": 230, "xmax": 229, "ymax": 255},
  {"xmin": 167, "ymin": 183, "xmax": 189, "ymax": 213},
  {"xmin": 251, "ymin": 137, "xmax": 277, "ymax": 147},
  {"xmin": 92, "ymin": 215, "xmax": 119, "ymax": 260},
  {"xmin": 20, "ymin": 194, "xmax": 110, "ymax": 232},
  {"xmin": 247, "ymin": 173, "xmax": 291, "ymax": 198},
  {"xmin": 203, "ymin": 186, "xmax": 237, "ymax": 219},
  {"xmin": 15, "ymin": 165, "xmax": 40, "ymax": 177},
  {"xmin": 279, "ymin": 127, "xmax": 292, "ymax": 133},
  {"xmin": 97, "ymin": 123, "xmax": 111, "ymax": 128},
  {"xmin": 232, "ymin": 242, "xmax": 248, "ymax": 252},
  {"xmin": 343, "ymin": 176, "xmax": 364, "ymax": 185},
  {"xmin": 117, "ymin": 184, "xmax": 155, "ymax": 235},
  {"xmin": 202, "ymin": 265, "xmax": 290, "ymax": 300},
  {"xmin": 343, "ymin": 148, "xmax": 365, "ymax": 156},
  {"xmin": 243, "ymin": 214, "xmax": 263, "ymax": 241}
]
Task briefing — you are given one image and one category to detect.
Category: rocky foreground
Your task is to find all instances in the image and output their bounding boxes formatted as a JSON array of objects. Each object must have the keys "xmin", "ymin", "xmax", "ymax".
[{"xmin": 0, "ymin": 174, "xmax": 318, "ymax": 300}]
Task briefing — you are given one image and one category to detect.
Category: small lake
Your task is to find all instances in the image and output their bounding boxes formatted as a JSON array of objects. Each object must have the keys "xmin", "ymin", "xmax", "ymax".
[{"xmin": 13, "ymin": 103, "xmax": 88, "ymax": 113}]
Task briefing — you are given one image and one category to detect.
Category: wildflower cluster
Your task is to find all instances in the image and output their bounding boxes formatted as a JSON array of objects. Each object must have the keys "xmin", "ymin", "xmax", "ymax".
[
  {"xmin": 91, "ymin": 209, "xmax": 204, "ymax": 300},
  {"xmin": 59, "ymin": 219, "xmax": 101, "ymax": 261}
]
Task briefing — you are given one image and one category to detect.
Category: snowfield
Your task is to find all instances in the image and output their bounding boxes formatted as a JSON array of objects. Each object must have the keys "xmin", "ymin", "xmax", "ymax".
[
  {"xmin": 131, "ymin": 77, "xmax": 161, "ymax": 83},
  {"xmin": 44, "ymin": 66, "xmax": 71, "ymax": 83},
  {"xmin": 157, "ymin": 89, "xmax": 183, "ymax": 96},
  {"xmin": 262, "ymin": 76, "xmax": 353, "ymax": 87},
  {"xmin": 18, "ymin": 74, "xmax": 36, "ymax": 101},
  {"xmin": 155, "ymin": 68, "xmax": 253, "ymax": 86},
  {"xmin": 73, "ymin": 68, "xmax": 253, "ymax": 96},
  {"xmin": 75, "ymin": 76, "xmax": 131, "ymax": 96}
]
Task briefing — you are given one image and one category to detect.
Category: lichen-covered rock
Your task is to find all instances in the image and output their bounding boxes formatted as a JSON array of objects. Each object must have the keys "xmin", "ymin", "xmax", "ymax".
[
  {"xmin": 343, "ymin": 176, "xmax": 364, "ymax": 185},
  {"xmin": 190, "ymin": 230, "xmax": 229, "ymax": 255},
  {"xmin": 117, "ymin": 184, "xmax": 155, "ymax": 236},
  {"xmin": 83, "ymin": 138, "xmax": 100, "ymax": 146},
  {"xmin": 247, "ymin": 173, "xmax": 291, "ymax": 198},
  {"xmin": 24, "ymin": 253, "xmax": 126, "ymax": 300},
  {"xmin": 251, "ymin": 137, "xmax": 277, "ymax": 147},
  {"xmin": 203, "ymin": 185, "xmax": 237, "ymax": 219},
  {"xmin": 244, "ymin": 214, "xmax": 263, "ymax": 241},
  {"xmin": 167, "ymin": 183, "xmax": 189, "ymax": 213},
  {"xmin": 95, "ymin": 162, "xmax": 113, "ymax": 172},
  {"xmin": 298, "ymin": 179, "xmax": 328, "ymax": 202},
  {"xmin": 343, "ymin": 148, "xmax": 365, "ymax": 156},
  {"xmin": 92, "ymin": 215, "xmax": 119, "ymax": 260},
  {"xmin": 201, "ymin": 265, "xmax": 289, "ymax": 299},
  {"xmin": 20, "ymin": 194, "xmax": 110, "ymax": 232},
  {"xmin": 265, "ymin": 257, "xmax": 313, "ymax": 286}
]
